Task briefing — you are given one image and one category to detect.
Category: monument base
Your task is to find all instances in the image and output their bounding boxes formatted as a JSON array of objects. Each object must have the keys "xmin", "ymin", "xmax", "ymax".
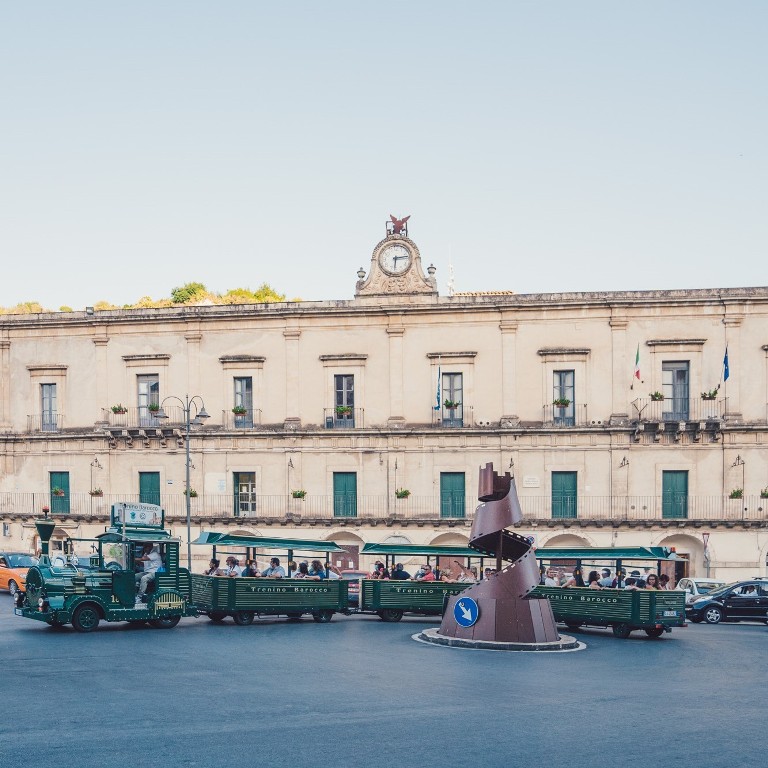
[{"xmin": 415, "ymin": 628, "xmax": 583, "ymax": 652}]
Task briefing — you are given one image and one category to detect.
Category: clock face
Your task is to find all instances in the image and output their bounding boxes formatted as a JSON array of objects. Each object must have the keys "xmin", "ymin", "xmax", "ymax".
[{"xmin": 379, "ymin": 243, "xmax": 411, "ymax": 274}]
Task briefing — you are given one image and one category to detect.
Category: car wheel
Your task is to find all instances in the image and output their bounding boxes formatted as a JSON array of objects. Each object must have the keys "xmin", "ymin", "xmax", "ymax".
[
  {"xmin": 312, "ymin": 610, "xmax": 334, "ymax": 623},
  {"xmin": 644, "ymin": 627, "xmax": 665, "ymax": 638},
  {"xmin": 8, "ymin": 580, "xmax": 19, "ymax": 597},
  {"xmin": 232, "ymin": 611, "xmax": 254, "ymax": 626},
  {"xmin": 72, "ymin": 603, "xmax": 101, "ymax": 633},
  {"xmin": 149, "ymin": 616, "xmax": 181, "ymax": 629},
  {"xmin": 704, "ymin": 606, "xmax": 724, "ymax": 624},
  {"xmin": 612, "ymin": 623, "xmax": 632, "ymax": 639}
]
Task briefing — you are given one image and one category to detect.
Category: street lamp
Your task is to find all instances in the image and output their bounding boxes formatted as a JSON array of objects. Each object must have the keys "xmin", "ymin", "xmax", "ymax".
[
  {"xmin": 155, "ymin": 395, "xmax": 209, "ymax": 570},
  {"xmin": 90, "ymin": 457, "xmax": 103, "ymax": 514}
]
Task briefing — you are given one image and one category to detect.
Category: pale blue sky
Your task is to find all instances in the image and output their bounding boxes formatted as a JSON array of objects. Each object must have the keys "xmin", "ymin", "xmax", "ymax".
[{"xmin": 1, "ymin": 1, "xmax": 766, "ymax": 310}]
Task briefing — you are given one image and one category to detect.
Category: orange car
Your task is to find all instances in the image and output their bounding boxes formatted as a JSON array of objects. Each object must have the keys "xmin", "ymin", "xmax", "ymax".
[{"xmin": 0, "ymin": 552, "xmax": 39, "ymax": 595}]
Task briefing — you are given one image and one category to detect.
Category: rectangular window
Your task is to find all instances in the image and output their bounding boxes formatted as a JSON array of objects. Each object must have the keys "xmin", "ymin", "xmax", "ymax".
[
  {"xmin": 334, "ymin": 374, "xmax": 355, "ymax": 428},
  {"xmin": 137, "ymin": 374, "xmax": 160, "ymax": 426},
  {"xmin": 2, "ymin": 523, "xmax": 9, "ymax": 537},
  {"xmin": 233, "ymin": 377, "xmax": 254, "ymax": 428},
  {"xmin": 441, "ymin": 373, "xmax": 463, "ymax": 427},
  {"xmin": 139, "ymin": 472, "xmax": 161, "ymax": 507},
  {"xmin": 553, "ymin": 370, "xmax": 575, "ymax": 426},
  {"xmin": 333, "ymin": 472, "xmax": 357, "ymax": 518},
  {"xmin": 662, "ymin": 362, "xmax": 689, "ymax": 420},
  {"xmin": 41, "ymin": 383, "xmax": 58, "ymax": 432},
  {"xmin": 234, "ymin": 472, "xmax": 256, "ymax": 517},
  {"xmin": 662, "ymin": 470, "xmax": 688, "ymax": 519},
  {"xmin": 440, "ymin": 472, "xmax": 466, "ymax": 518},
  {"xmin": 50, "ymin": 471, "xmax": 70, "ymax": 514},
  {"xmin": 552, "ymin": 471, "xmax": 577, "ymax": 519}
]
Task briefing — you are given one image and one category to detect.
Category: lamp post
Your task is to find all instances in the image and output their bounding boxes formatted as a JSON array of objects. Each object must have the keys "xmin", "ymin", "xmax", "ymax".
[
  {"xmin": 90, "ymin": 456, "xmax": 103, "ymax": 514},
  {"xmin": 155, "ymin": 395, "xmax": 209, "ymax": 570}
]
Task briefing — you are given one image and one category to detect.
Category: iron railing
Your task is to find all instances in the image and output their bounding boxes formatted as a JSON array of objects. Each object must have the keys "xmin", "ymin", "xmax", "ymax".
[
  {"xmin": 431, "ymin": 405, "xmax": 474, "ymax": 428},
  {"xmin": 220, "ymin": 408, "xmax": 263, "ymax": 429},
  {"xmin": 323, "ymin": 407, "xmax": 365, "ymax": 429},
  {"xmin": 631, "ymin": 397, "xmax": 728, "ymax": 422},
  {"xmin": 2, "ymin": 492, "xmax": 768, "ymax": 522},
  {"xmin": 542, "ymin": 403, "xmax": 589, "ymax": 427},
  {"xmin": 26, "ymin": 413, "xmax": 63, "ymax": 432}
]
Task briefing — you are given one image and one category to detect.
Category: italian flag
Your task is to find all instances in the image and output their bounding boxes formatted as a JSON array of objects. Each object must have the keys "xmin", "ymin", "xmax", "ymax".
[{"xmin": 634, "ymin": 344, "xmax": 641, "ymax": 380}]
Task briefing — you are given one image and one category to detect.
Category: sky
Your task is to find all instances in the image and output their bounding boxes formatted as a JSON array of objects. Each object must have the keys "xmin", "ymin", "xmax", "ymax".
[{"xmin": 1, "ymin": 1, "xmax": 766, "ymax": 311}]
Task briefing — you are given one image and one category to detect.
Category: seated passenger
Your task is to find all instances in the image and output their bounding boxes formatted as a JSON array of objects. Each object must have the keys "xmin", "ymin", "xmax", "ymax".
[
  {"xmin": 587, "ymin": 570, "xmax": 602, "ymax": 589},
  {"xmin": 415, "ymin": 564, "xmax": 435, "ymax": 581},
  {"xmin": 326, "ymin": 563, "xmax": 341, "ymax": 579},
  {"xmin": 135, "ymin": 543, "xmax": 162, "ymax": 601},
  {"xmin": 659, "ymin": 574, "xmax": 671, "ymax": 590},
  {"xmin": 645, "ymin": 574, "xmax": 661, "ymax": 590},
  {"xmin": 294, "ymin": 561, "xmax": 310, "ymax": 579},
  {"xmin": 225, "ymin": 556, "xmax": 243, "ymax": 577},
  {"xmin": 624, "ymin": 577, "xmax": 639, "ymax": 590},
  {"xmin": 439, "ymin": 567, "xmax": 455, "ymax": 582},
  {"xmin": 242, "ymin": 560, "xmax": 261, "ymax": 577},
  {"xmin": 562, "ymin": 569, "xmax": 586, "ymax": 588},
  {"xmin": 204, "ymin": 558, "xmax": 225, "ymax": 576},
  {"xmin": 390, "ymin": 562, "xmax": 411, "ymax": 580},
  {"xmin": 452, "ymin": 562, "xmax": 478, "ymax": 583},
  {"xmin": 307, "ymin": 559, "xmax": 327, "ymax": 580},
  {"xmin": 261, "ymin": 557, "xmax": 286, "ymax": 578}
]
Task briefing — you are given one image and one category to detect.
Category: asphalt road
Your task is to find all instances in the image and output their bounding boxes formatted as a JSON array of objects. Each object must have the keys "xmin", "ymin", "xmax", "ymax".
[{"xmin": 1, "ymin": 593, "xmax": 766, "ymax": 768}]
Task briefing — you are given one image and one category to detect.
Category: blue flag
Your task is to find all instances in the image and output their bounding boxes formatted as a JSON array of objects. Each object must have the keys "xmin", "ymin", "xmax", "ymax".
[
  {"xmin": 723, "ymin": 346, "xmax": 729, "ymax": 381},
  {"xmin": 434, "ymin": 365, "xmax": 441, "ymax": 410}
]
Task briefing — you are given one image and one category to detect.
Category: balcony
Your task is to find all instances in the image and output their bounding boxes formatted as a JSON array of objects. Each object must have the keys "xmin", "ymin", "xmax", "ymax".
[
  {"xmin": 221, "ymin": 408, "xmax": 263, "ymax": 429},
  {"xmin": 542, "ymin": 403, "xmax": 589, "ymax": 427},
  {"xmin": 431, "ymin": 405, "xmax": 473, "ymax": 428},
  {"xmin": 632, "ymin": 397, "xmax": 728, "ymax": 423},
  {"xmin": 2, "ymin": 492, "xmax": 767, "ymax": 524},
  {"xmin": 324, "ymin": 407, "xmax": 364, "ymax": 429},
  {"xmin": 27, "ymin": 413, "xmax": 63, "ymax": 433}
]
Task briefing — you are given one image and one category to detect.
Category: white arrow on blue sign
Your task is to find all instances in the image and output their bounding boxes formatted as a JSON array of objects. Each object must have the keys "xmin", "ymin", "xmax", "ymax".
[{"xmin": 453, "ymin": 596, "xmax": 479, "ymax": 628}]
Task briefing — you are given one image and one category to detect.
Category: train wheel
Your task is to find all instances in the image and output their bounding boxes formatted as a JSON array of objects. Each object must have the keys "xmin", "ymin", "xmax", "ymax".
[
  {"xmin": 232, "ymin": 611, "xmax": 255, "ymax": 626},
  {"xmin": 378, "ymin": 609, "xmax": 403, "ymax": 623},
  {"xmin": 207, "ymin": 611, "xmax": 227, "ymax": 623},
  {"xmin": 312, "ymin": 610, "xmax": 334, "ymax": 623},
  {"xmin": 611, "ymin": 623, "xmax": 632, "ymax": 639},
  {"xmin": 150, "ymin": 615, "xmax": 181, "ymax": 629},
  {"xmin": 644, "ymin": 627, "xmax": 664, "ymax": 638},
  {"xmin": 72, "ymin": 603, "xmax": 101, "ymax": 633}
]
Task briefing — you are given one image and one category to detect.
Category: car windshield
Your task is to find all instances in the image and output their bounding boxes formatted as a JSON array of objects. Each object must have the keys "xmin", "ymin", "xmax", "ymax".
[
  {"xmin": 696, "ymin": 582, "xmax": 724, "ymax": 594},
  {"xmin": 6, "ymin": 555, "xmax": 38, "ymax": 568}
]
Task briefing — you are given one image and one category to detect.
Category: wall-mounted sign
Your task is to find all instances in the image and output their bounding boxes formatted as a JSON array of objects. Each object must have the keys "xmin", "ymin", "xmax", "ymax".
[{"xmin": 523, "ymin": 476, "xmax": 540, "ymax": 488}]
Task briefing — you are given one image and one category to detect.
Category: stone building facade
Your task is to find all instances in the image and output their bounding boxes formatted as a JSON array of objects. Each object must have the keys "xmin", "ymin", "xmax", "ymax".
[{"xmin": 1, "ymin": 228, "xmax": 767, "ymax": 580}]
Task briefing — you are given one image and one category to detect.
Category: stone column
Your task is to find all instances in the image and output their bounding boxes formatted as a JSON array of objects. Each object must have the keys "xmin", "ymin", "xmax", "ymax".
[
  {"xmin": 283, "ymin": 327, "xmax": 301, "ymax": 430},
  {"xmin": 184, "ymin": 330, "xmax": 202, "ymax": 396},
  {"xmin": 499, "ymin": 317, "xmax": 519, "ymax": 427},
  {"xmin": 723, "ymin": 315, "xmax": 742, "ymax": 422},
  {"xmin": 387, "ymin": 315, "xmax": 405, "ymax": 428},
  {"xmin": 609, "ymin": 318, "xmax": 630, "ymax": 425},
  {"xmin": 92, "ymin": 334, "xmax": 109, "ymax": 425},
  {"xmin": 0, "ymin": 339, "xmax": 10, "ymax": 431}
]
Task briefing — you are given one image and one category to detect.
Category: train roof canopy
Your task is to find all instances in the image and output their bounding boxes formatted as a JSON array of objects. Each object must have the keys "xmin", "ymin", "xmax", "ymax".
[
  {"xmin": 361, "ymin": 543, "xmax": 479, "ymax": 557},
  {"xmin": 192, "ymin": 531, "xmax": 346, "ymax": 553},
  {"xmin": 534, "ymin": 546, "xmax": 677, "ymax": 561},
  {"xmin": 98, "ymin": 528, "xmax": 176, "ymax": 543}
]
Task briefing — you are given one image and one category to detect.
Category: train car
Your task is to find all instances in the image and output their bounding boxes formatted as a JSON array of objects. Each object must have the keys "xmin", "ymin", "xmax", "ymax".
[
  {"xmin": 358, "ymin": 543, "xmax": 482, "ymax": 621},
  {"xmin": 190, "ymin": 531, "xmax": 349, "ymax": 624},
  {"xmin": 531, "ymin": 546, "xmax": 687, "ymax": 638},
  {"xmin": 16, "ymin": 504, "xmax": 196, "ymax": 632}
]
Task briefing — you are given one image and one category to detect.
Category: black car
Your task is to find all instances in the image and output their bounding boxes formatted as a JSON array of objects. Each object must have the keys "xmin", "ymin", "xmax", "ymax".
[{"xmin": 686, "ymin": 579, "xmax": 768, "ymax": 624}]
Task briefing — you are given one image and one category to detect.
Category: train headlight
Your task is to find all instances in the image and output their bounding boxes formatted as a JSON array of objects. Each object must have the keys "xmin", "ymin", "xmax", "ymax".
[
  {"xmin": 37, "ymin": 596, "xmax": 49, "ymax": 612},
  {"xmin": 14, "ymin": 591, "xmax": 25, "ymax": 608}
]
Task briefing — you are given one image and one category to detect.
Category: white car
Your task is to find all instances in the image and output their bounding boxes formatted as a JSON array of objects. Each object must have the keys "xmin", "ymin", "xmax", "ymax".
[{"xmin": 676, "ymin": 577, "xmax": 726, "ymax": 606}]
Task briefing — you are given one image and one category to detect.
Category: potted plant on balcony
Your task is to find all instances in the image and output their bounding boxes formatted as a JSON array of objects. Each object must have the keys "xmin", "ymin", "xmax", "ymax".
[
  {"xmin": 701, "ymin": 389, "xmax": 719, "ymax": 400},
  {"xmin": 89, "ymin": 488, "xmax": 103, "ymax": 497},
  {"xmin": 111, "ymin": 404, "xmax": 128, "ymax": 414},
  {"xmin": 649, "ymin": 391, "xmax": 664, "ymax": 401},
  {"xmin": 761, "ymin": 488, "xmax": 768, "ymax": 499},
  {"xmin": 147, "ymin": 402, "xmax": 160, "ymax": 413},
  {"xmin": 51, "ymin": 487, "xmax": 65, "ymax": 497},
  {"xmin": 335, "ymin": 405, "xmax": 352, "ymax": 417},
  {"xmin": 729, "ymin": 488, "xmax": 743, "ymax": 499},
  {"xmin": 552, "ymin": 398, "xmax": 571, "ymax": 408},
  {"xmin": 395, "ymin": 488, "xmax": 411, "ymax": 499},
  {"xmin": 443, "ymin": 399, "xmax": 461, "ymax": 410},
  {"xmin": 291, "ymin": 489, "xmax": 307, "ymax": 499},
  {"xmin": 185, "ymin": 488, "xmax": 198, "ymax": 498},
  {"xmin": 232, "ymin": 405, "xmax": 248, "ymax": 415}
]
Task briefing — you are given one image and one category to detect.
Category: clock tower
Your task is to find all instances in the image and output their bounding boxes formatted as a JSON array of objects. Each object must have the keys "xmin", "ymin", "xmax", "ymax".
[{"xmin": 355, "ymin": 215, "xmax": 438, "ymax": 298}]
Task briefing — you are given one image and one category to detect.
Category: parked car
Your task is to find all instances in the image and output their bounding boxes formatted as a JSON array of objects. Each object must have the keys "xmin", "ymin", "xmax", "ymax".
[
  {"xmin": 676, "ymin": 577, "xmax": 726, "ymax": 606},
  {"xmin": 686, "ymin": 579, "xmax": 768, "ymax": 624},
  {"xmin": 341, "ymin": 570, "xmax": 367, "ymax": 607},
  {"xmin": 0, "ymin": 552, "xmax": 39, "ymax": 595}
]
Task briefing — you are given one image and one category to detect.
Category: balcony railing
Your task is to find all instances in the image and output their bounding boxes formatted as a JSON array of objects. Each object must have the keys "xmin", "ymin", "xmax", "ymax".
[
  {"xmin": 632, "ymin": 397, "xmax": 728, "ymax": 422},
  {"xmin": 27, "ymin": 413, "xmax": 63, "ymax": 432},
  {"xmin": 2, "ymin": 492, "xmax": 768, "ymax": 523},
  {"xmin": 542, "ymin": 403, "xmax": 589, "ymax": 427},
  {"xmin": 431, "ymin": 405, "xmax": 473, "ymax": 428},
  {"xmin": 221, "ymin": 408, "xmax": 263, "ymax": 429},
  {"xmin": 323, "ymin": 407, "xmax": 364, "ymax": 429}
]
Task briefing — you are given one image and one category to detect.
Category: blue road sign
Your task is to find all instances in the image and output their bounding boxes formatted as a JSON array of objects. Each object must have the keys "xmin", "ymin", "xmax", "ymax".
[{"xmin": 453, "ymin": 596, "xmax": 479, "ymax": 628}]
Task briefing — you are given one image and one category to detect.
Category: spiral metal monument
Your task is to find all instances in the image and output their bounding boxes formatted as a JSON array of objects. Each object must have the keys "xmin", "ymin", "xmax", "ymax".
[{"xmin": 439, "ymin": 463, "xmax": 560, "ymax": 643}]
